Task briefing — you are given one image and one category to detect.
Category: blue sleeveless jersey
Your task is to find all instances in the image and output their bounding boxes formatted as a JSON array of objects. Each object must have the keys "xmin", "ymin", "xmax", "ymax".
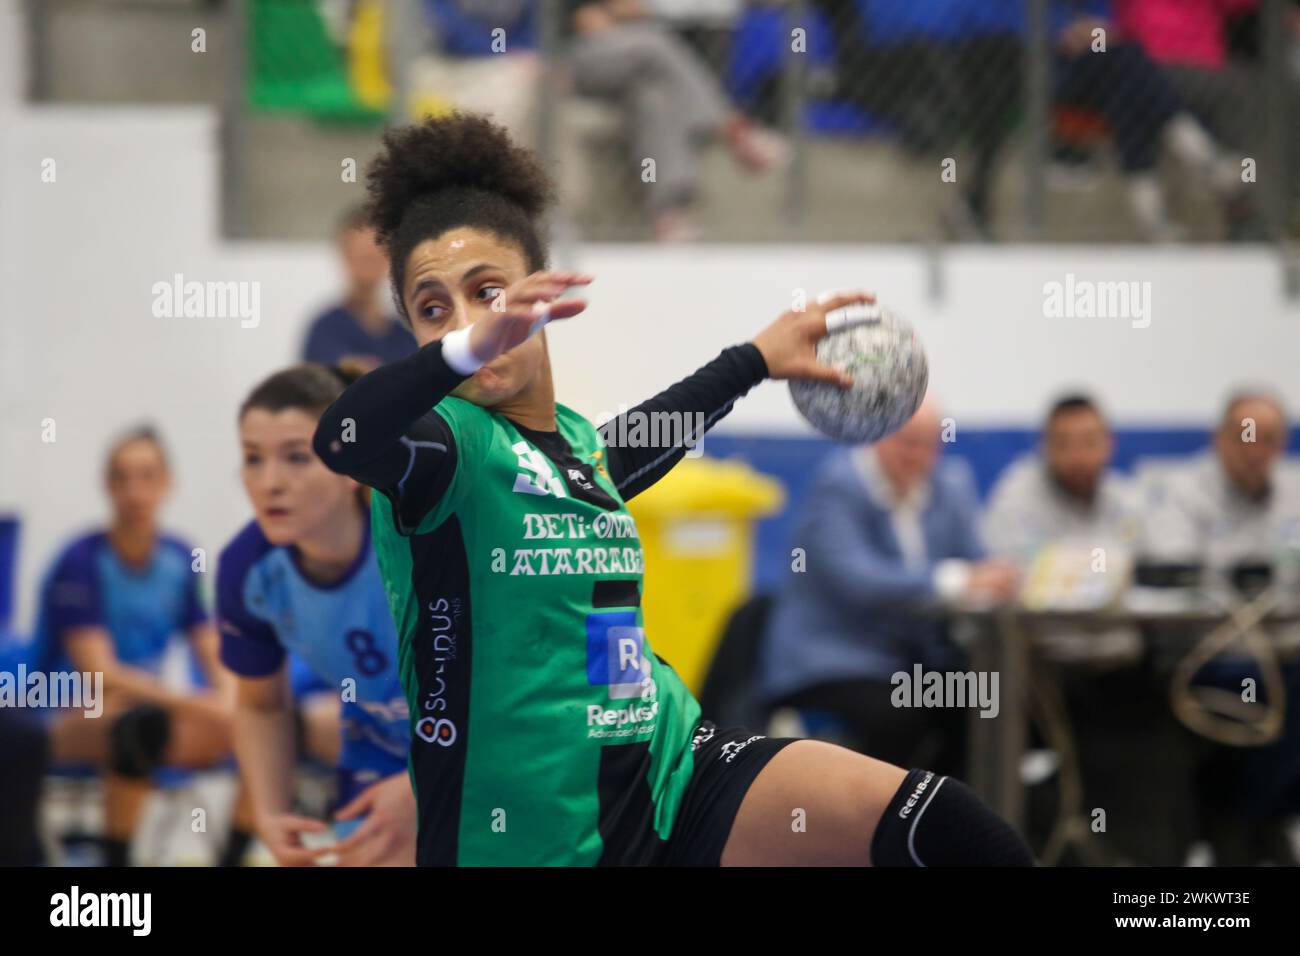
[
  {"xmin": 216, "ymin": 518, "xmax": 409, "ymax": 768},
  {"xmin": 30, "ymin": 530, "xmax": 207, "ymax": 676}
]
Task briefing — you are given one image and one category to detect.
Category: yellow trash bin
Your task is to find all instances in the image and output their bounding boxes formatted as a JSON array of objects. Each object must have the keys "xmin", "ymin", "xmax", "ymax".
[{"xmin": 628, "ymin": 457, "xmax": 784, "ymax": 695}]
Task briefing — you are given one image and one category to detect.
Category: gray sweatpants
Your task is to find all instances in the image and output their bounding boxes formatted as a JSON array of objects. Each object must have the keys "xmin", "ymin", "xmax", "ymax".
[{"xmin": 569, "ymin": 22, "xmax": 730, "ymax": 213}]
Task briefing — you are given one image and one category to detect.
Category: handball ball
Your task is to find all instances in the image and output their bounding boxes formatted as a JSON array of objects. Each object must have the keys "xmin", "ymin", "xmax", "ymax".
[{"xmin": 789, "ymin": 301, "xmax": 929, "ymax": 444}]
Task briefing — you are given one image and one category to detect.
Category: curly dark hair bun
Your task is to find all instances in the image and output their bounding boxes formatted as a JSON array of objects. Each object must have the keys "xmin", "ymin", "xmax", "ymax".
[{"xmin": 365, "ymin": 111, "xmax": 555, "ymax": 320}]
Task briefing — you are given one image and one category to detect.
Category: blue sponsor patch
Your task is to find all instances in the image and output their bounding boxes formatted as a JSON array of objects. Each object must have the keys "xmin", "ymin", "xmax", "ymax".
[{"xmin": 585, "ymin": 611, "xmax": 643, "ymax": 688}]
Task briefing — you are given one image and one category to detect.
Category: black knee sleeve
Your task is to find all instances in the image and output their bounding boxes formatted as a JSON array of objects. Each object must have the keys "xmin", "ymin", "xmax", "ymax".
[
  {"xmin": 871, "ymin": 769, "xmax": 1035, "ymax": 867},
  {"xmin": 108, "ymin": 705, "xmax": 171, "ymax": 778}
]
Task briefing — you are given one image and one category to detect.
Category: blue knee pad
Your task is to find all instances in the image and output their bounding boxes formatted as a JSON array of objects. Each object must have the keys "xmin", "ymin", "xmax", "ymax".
[{"xmin": 871, "ymin": 769, "xmax": 1035, "ymax": 867}]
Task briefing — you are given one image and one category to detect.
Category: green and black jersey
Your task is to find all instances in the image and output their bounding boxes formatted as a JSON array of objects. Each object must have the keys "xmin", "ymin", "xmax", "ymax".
[{"xmin": 315, "ymin": 339, "xmax": 768, "ymax": 865}]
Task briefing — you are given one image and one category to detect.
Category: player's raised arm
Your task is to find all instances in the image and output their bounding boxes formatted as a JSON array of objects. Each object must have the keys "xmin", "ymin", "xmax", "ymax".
[
  {"xmin": 311, "ymin": 339, "xmax": 465, "ymax": 483},
  {"xmin": 602, "ymin": 344, "xmax": 769, "ymax": 501},
  {"xmin": 603, "ymin": 291, "xmax": 873, "ymax": 500}
]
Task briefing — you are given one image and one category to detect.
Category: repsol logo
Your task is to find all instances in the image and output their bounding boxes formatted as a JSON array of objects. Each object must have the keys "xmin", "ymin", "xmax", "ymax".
[{"xmin": 586, "ymin": 701, "xmax": 659, "ymax": 727}]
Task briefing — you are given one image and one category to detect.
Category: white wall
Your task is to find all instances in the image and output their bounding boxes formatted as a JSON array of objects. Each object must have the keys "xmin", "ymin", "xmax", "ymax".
[
  {"xmin": 552, "ymin": 244, "xmax": 1300, "ymax": 429},
  {"xmin": 4, "ymin": 106, "xmax": 1299, "ymax": 630}
]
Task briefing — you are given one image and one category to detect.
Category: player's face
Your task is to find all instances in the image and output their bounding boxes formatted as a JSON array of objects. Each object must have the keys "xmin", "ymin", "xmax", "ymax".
[
  {"xmin": 1216, "ymin": 398, "xmax": 1286, "ymax": 497},
  {"xmin": 340, "ymin": 226, "xmax": 389, "ymax": 298},
  {"xmin": 106, "ymin": 440, "xmax": 170, "ymax": 529},
  {"xmin": 401, "ymin": 227, "xmax": 545, "ymax": 408},
  {"xmin": 239, "ymin": 408, "xmax": 360, "ymax": 546},
  {"xmin": 1045, "ymin": 408, "xmax": 1112, "ymax": 500}
]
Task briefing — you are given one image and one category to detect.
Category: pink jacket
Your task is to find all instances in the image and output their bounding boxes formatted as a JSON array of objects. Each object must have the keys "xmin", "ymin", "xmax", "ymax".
[{"xmin": 1112, "ymin": 0, "xmax": 1256, "ymax": 69}]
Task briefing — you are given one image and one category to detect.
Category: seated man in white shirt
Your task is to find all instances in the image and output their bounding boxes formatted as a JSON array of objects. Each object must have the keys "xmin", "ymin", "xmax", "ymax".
[
  {"xmin": 985, "ymin": 394, "xmax": 1192, "ymax": 864},
  {"xmin": 1143, "ymin": 390, "xmax": 1300, "ymax": 574},
  {"xmin": 985, "ymin": 393, "xmax": 1143, "ymax": 664},
  {"xmin": 1142, "ymin": 388, "xmax": 1300, "ymax": 865}
]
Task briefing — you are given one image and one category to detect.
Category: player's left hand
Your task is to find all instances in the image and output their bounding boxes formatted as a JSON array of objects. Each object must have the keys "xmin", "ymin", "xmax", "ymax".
[
  {"xmin": 751, "ymin": 290, "xmax": 874, "ymax": 388},
  {"xmin": 332, "ymin": 772, "xmax": 418, "ymax": 867}
]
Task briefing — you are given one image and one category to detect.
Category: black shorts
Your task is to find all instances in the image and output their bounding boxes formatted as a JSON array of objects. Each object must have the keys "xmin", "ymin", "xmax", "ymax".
[{"xmin": 658, "ymin": 721, "xmax": 798, "ymax": 866}]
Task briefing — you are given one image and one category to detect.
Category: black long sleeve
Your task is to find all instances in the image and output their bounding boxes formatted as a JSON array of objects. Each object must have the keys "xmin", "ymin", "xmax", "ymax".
[
  {"xmin": 313, "ymin": 338, "xmax": 770, "ymax": 526},
  {"xmin": 603, "ymin": 343, "xmax": 769, "ymax": 501},
  {"xmin": 313, "ymin": 339, "xmax": 470, "ymax": 532}
]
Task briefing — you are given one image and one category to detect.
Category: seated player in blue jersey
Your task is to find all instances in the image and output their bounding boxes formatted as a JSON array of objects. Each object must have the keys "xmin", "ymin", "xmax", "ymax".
[
  {"xmin": 218, "ymin": 365, "xmax": 415, "ymax": 867},
  {"xmin": 33, "ymin": 426, "xmax": 256, "ymax": 866}
]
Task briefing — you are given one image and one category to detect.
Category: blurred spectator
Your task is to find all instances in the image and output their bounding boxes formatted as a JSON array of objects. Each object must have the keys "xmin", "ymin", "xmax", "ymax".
[
  {"xmin": 1143, "ymin": 390, "xmax": 1300, "ymax": 566},
  {"xmin": 985, "ymin": 395, "xmax": 1197, "ymax": 865},
  {"xmin": 29, "ymin": 426, "xmax": 252, "ymax": 866},
  {"xmin": 302, "ymin": 206, "xmax": 414, "ymax": 371},
  {"xmin": 1112, "ymin": 0, "xmax": 1285, "ymax": 238},
  {"xmin": 985, "ymin": 394, "xmax": 1142, "ymax": 663},
  {"xmin": 810, "ymin": 0, "xmax": 1024, "ymax": 238},
  {"xmin": 986, "ymin": 394, "xmax": 1140, "ymax": 560},
  {"xmin": 805, "ymin": 0, "xmax": 1248, "ymax": 239},
  {"xmin": 1113, "ymin": 0, "xmax": 1258, "ymax": 149},
  {"xmin": 759, "ymin": 400, "xmax": 1017, "ymax": 775},
  {"xmin": 566, "ymin": 0, "xmax": 788, "ymax": 240},
  {"xmin": 1143, "ymin": 390, "xmax": 1300, "ymax": 864},
  {"xmin": 1052, "ymin": 0, "xmax": 1250, "ymax": 240}
]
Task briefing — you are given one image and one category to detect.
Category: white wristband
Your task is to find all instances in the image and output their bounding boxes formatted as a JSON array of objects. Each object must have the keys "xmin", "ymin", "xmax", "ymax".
[
  {"xmin": 441, "ymin": 326, "xmax": 486, "ymax": 375},
  {"xmin": 442, "ymin": 301, "xmax": 553, "ymax": 375}
]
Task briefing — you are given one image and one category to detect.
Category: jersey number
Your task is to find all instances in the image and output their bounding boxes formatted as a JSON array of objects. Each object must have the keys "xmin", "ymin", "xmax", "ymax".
[{"xmin": 345, "ymin": 629, "xmax": 388, "ymax": 677}]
